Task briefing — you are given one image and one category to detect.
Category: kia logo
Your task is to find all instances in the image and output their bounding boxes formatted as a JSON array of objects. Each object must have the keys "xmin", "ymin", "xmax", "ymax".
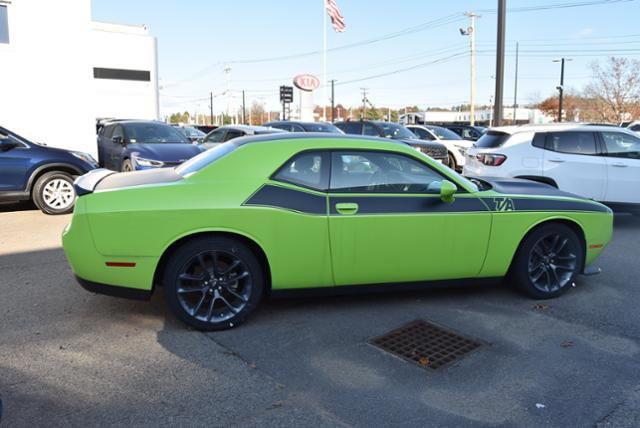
[{"xmin": 293, "ymin": 74, "xmax": 320, "ymax": 92}]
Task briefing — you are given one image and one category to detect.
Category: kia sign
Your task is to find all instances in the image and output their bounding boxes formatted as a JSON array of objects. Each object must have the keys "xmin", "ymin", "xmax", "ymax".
[{"xmin": 293, "ymin": 74, "xmax": 320, "ymax": 92}]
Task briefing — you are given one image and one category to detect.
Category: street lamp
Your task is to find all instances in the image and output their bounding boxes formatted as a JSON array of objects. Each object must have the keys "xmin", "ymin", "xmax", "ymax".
[{"xmin": 553, "ymin": 58, "xmax": 573, "ymax": 122}]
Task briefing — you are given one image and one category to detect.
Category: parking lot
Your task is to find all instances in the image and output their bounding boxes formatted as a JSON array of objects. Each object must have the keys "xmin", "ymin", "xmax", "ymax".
[{"xmin": 0, "ymin": 202, "xmax": 638, "ymax": 426}]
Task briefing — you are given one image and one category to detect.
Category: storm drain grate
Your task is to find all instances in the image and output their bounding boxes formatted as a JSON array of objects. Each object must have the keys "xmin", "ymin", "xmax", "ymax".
[{"xmin": 370, "ymin": 320, "xmax": 483, "ymax": 370}]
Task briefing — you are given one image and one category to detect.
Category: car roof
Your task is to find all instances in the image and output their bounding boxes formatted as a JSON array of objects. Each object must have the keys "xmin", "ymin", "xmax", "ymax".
[
  {"xmin": 489, "ymin": 122, "xmax": 636, "ymax": 135},
  {"xmin": 266, "ymin": 121, "xmax": 334, "ymax": 126},
  {"xmin": 227, "ymin": 132, "xmax": 410, "ymax": 148},
  {"xmin": 103, "ymin": 120, "xmax": 169, "ymax": 127},
  {"xmin": 218, "ymin": 124, "xmax": 282, "ymax": 132}
]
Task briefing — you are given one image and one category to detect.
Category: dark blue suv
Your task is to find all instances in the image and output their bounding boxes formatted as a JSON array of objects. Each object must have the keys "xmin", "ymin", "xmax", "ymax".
[
  {"xmin": 97, "ymin": 120, "xmax": 203, "ymax": 171},
  {"xmin": 0, "ymin": 126, "xmax": 98, "ymax": 214}
]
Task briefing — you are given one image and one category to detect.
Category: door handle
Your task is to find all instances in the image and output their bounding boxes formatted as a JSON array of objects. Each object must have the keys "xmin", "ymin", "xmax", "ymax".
[
  {"xmin": 548, "ymin": 158, "xmax": 565, "ymax": 163},
  {"xmin": 335, "ymin": 202, "xmax": 359, "ymax": 215},
  {"xmin": 611, "ymin": 162, "xmax": 628, "ymax": 167}
]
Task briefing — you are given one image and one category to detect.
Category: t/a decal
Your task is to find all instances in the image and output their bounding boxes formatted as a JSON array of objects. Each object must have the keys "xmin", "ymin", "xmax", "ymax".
[{"xmin": 493, "ymin": 197, "xmax": 515, "ymax": 212}]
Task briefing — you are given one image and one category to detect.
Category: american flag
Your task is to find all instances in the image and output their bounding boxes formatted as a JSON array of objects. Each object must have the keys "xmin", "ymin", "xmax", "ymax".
[{"xmin": 325, "ymin": 0, "xmax": 346, "ymax": 33}]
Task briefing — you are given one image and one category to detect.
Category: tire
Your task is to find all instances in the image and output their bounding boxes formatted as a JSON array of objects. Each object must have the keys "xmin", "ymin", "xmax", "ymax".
[
  {"xmin": 163, "ymin": 236, "xmax": 265, "ymax": 331},
  {"xmin": 121, "ymin": 159, "xmax": 133, "ymax": 172},
  {"xmin": 447, "ymin": 152, "xmax": 458, "ymax": 171},
  {"xmin": 509, "ymin": 223, "xmax": 583, "ymax": 299},
  {"xmin": 32, "ymin": 171, "xmax": 77, "ymax": 215}
]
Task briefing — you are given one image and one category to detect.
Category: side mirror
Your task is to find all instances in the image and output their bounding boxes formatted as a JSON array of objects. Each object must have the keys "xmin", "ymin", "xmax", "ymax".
[
  {"xmin": 112, "ymin": 136, "xmax": 125, "ymax": 145},
  {"xmin": 428, "ymin": 179, "xmax": 457, "ymax": 203},
  {"xmin": 0, "ymin": 137, "xmax": 18, "ymax": 152}
]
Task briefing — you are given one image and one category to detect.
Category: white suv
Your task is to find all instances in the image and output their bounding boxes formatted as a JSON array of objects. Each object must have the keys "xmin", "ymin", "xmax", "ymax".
[{"xmin": 463, "ymin": 124, "xmax": 640, "ymax": 210}]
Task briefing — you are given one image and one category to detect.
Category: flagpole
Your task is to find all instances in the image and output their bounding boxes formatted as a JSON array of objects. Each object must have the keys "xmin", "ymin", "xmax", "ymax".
[{"xmin": 322, "ymin": 0, "xmax": 327, "ymax": 122}]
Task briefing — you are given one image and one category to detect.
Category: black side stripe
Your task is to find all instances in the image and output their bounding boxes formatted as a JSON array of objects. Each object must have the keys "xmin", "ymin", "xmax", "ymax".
[
  {"xmin": 243, "ymin": 185, "xmax": 609, "ymax": 215},
  {"xmin": 482, "ymin": 197, "xmax": 610, "ymax": 213},
  {"xmin": 243, "ymin": 184, "xmax": 326, "ymax": 214},
  {"xmin": 329, "ymin": 195, "xmax": 489, "ymax": 214}
]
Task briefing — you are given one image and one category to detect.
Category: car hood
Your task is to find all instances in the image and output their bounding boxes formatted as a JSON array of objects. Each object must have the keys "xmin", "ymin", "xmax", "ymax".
[
  {"xmin": 128, "ymin": 143, "xmax": 203, "ymax": 163},
  {"xmin": 477, "ymin": 176, "xmax": 585, "ymax": 198},
  {"xmin": 441, "ymin": 139, "xmax": 473, "ymax": 148}
]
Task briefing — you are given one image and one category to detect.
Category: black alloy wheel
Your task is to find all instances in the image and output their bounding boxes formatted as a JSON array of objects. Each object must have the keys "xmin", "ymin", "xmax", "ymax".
[
  {"xmin": 163, "ymin": 236, "xmax": 264, "ymax": 330},
  {"xmin": 510, "ymin": 223, "xmax": 583, "ymax": 299}
]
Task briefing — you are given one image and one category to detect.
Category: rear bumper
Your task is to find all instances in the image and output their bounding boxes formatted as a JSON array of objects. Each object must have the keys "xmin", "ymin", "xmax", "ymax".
[{"xmin": 75, "ymin": 275, "xmax": 152, "ymax": 300}]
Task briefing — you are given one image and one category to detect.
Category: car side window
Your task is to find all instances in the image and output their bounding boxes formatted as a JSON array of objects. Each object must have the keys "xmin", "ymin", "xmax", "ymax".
[
  {"xmin": 112, "ymin": 126, "xmax": 124, "ymax": 142},
  {"xmin": 545, "ymin": 132, "xmax": 597, "ymax": 155},
  {"xmin": 601, "ymin": 132, "xmax": 640, "ymax": 160},
  {"xmin": 330, "ymin": 151, "xmax": 445, "ymax": 194},
  {"xmin": 273, "ymin": 151, "xmax": 329, "ymax": 191},
  {"xmin": 103, "ymin": 125, "xmax": 114, "ymax": 139},
  {"xmin": 340, "ymin": 122, "xmax": 363, "ymax": 135},
  {"xmin": 223, "ymin": 130, "xmax": 245, "ymax": 142},
  {"xmin": 363, "ymin": 123, "xmax": 379, "ymax": 137},
  {"xmin": 462, "ymin": 129, "xmax": 474, "ymax": 139},
  {"xmin": 411, "ymin": 128, "xmax": 434, "ymax": 140},
  {"xmin": 205, "ymin": 129, "xmax": 225, "ymax": 143},
  {"xmin": 630, "ymin": 124, "xmax": 640, "ymax": 132}
]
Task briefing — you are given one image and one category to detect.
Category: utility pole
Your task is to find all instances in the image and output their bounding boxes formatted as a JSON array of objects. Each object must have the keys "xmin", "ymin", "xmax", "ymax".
[
  {"xmin": 361, "ymin": 88, "xmax": 368, "ymax": 120},
  {"xmin": 492, "ymin": 0, "xmax": 506, "ymax": 126},
  {"xmin": 461, "ymin": 12, "xmax": 479, "ymax": 126},
  {"xmin": 330, "ymin": 80, "xmax": 336, "ymax": 122},
  {"xmin": 242, "ymin": 90, "xmax": 246, "ymax": 124},
  {"xmin": 209, "ymin": 92, "xmax": 213, "ymax": 125},
  {"xmin": 553, "ymin": 58, "xmax": 572, "ymax": 122},
  {"xmin": 512, "ymin": 41, "xmax": 519, "ymax": 125}
]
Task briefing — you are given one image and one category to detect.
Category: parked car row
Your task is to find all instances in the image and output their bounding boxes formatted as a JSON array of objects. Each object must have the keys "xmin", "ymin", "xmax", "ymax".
[
  {"xmin": 3, "ymin": 118, "xmax": 639, "ymax": 215},
  {"xmin": 463, "ymin": 124, "xmax": 640, "ymax": 212}
]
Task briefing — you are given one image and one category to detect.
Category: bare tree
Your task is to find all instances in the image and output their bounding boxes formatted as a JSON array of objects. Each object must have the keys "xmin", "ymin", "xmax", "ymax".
[{"xmin": 583, "ymin": 57, "xmax": 640, "ymax": 123}]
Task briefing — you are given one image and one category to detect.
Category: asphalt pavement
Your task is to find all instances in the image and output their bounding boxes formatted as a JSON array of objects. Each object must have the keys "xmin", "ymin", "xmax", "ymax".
[{"xmin": 1, "ymin": 201, "xmax": 639, "ymax": 427}]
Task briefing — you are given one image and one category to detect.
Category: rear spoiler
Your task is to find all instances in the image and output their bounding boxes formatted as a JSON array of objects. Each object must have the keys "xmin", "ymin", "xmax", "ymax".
[{"xmin": 74, "ymin": 168, "xmax": 115, "ymax": 196}]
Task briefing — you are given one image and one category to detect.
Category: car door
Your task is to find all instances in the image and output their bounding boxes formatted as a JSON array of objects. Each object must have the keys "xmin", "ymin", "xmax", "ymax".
[
  {"xmin": 327, "ymin": 150, "xmax": 492, "ymax": 286},
  {"xmin": 0, "ymin": 133, "xmax": 30, "ymax": 191},
  {"xmin": 600, "ymin": 131, "xmax": 640, "ymax": 204},
  {"xmin": 541, "ymin": 131, "xmax": 606, "ymax": 200},
  {"xmin": 105, "ymin": 125, "xmax": 125, "ymax": 170}
]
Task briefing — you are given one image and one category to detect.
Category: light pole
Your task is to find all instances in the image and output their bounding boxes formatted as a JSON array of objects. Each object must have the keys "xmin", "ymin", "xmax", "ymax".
[
  {"xmin": 553, "ymin": 58, "xmax": 572, "ymax": 122},
  {"xmin": 492, "ymin": 0, "xmax": 506, "ymax": 127},
  {"xmin": 460, "ymin": 12, "xmax": 479, "ymax": 126}
]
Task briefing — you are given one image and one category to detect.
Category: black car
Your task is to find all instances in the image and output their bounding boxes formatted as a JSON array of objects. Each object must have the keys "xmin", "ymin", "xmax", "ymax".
[
  {"xmin": 334, "ymin": 120, "xmax": 448, "ymax": 162},
  {"xmin": 264, "ymin": 121, "xmax": 344, "ymax": 134},
  {"xmin": 0, "ymin": 125, "xmax": 97, "ymax": 214},
  {"xmin": 445, "ymin": 125, "xmax": 486, "ymax": 141}
]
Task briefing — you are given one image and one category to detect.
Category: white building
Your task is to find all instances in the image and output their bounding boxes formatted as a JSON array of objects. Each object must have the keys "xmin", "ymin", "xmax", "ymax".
[
  {"xmin": 400, "ymin": 108, "xmax": 553, "ymax": 127},
  {"xmin": 0, "ymin": 0, "xmax": 158, "ymax": 157}
]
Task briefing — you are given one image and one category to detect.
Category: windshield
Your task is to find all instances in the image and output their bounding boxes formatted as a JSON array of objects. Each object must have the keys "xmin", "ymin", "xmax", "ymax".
[
  {"xmin": 126, "ymin": 123, "xmax": 190, "ymax": 144},
  {"xmin": 175, "ymin": 142, "xmax": 236, "ymax": 177},
  {"xmin": 427, "ymin": 126, "xmax": 462, "ymax": 140},
  {"xmin": 301, "ymin": 123, "xmax": 344, "ymax": 133},
  {"xmin": 378, "ymin": 123, "xmax": 417, "ymax": 140}
]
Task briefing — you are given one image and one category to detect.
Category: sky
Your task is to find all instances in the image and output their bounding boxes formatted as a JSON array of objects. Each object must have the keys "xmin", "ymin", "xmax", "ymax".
[{"xmin": 91, "ymin": 0, "xmax": 640, "ymax": 118}]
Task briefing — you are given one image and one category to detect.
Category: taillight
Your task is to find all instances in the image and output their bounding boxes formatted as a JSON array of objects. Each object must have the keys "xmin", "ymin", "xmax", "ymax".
[{"xmin": 476, "ymin": 153, "xmax": 507, "ymax": 166}]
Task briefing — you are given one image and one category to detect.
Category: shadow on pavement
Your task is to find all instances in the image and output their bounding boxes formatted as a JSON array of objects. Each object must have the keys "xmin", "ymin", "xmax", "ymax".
[{"xmin": 0, "ymin": 201, "xmax": 37, "ymax": 213}]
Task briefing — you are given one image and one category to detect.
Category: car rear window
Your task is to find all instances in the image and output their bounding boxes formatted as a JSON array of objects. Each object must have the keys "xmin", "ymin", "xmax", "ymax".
[
  {"xmin": 175, "ymin": 142, "xmax": 236, "ymax": 177},
  {"xmin": 474, "ymin": 131, "xmax": 510, "ymax": 148}
]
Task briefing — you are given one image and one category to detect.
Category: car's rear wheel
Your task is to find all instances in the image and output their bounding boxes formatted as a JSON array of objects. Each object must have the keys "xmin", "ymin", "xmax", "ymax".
[
  {"xmin": 32, "ymin": 171, "xmax": 76, "ymax": 215},
  {"xmin": 510, "ymin": 223, "xmax": 583, "ymax": 299},
  {"xmin": 163, "ymin": 236, "xmax": 264, "ymax": 331}
]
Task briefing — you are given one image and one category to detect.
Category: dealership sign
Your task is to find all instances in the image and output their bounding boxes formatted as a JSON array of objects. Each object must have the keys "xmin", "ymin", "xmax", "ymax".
[{"xmin": 293, "ymin": 74, "xmax": 320, "ymax": 92}]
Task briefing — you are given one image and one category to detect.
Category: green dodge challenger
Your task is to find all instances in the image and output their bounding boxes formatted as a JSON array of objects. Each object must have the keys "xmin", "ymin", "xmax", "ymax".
[{"xmin": 63, "ymin": 134, "xmax": 613, "ymax": 330}]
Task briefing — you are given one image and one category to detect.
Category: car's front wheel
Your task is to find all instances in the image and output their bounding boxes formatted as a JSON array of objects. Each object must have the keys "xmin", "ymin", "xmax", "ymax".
[
  {"xmin": 32, "ymin": 171, "xmax": 77, "ymax": 215},
  {"xmin": 510, "ymin": 223, "xmax": 583, "ymax": 299},
  {"xmin": 163, "ymin": 236, "xmax": 265, "ymax": 331}
]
